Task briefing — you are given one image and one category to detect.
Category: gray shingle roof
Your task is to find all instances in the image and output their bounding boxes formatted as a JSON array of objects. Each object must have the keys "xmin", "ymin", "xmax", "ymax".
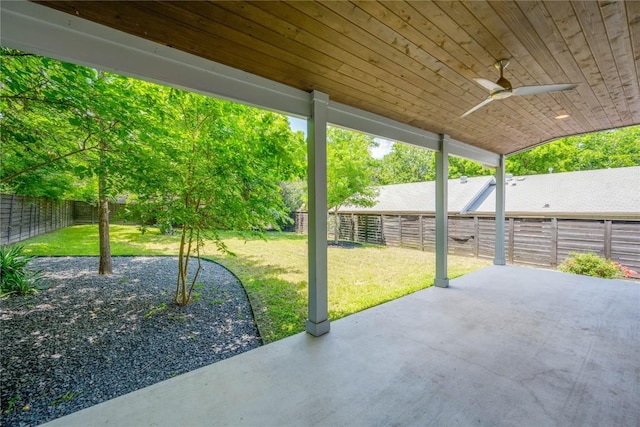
[
  {"xmin": 340, "ymin": 176, "xmax": 495, "ymax": 214},
  {"xmin": 475, "ymin": 166, "xmax": 640, "ymax": 217},
  {"xmin": 340, "ymin": 167, "xmax": 640, "ymax": 218}
]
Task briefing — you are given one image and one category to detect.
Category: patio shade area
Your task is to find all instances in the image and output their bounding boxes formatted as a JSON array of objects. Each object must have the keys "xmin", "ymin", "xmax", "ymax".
[{"xmin": 42, "ymin": 266, "xmax": 639, "ymax": 427}]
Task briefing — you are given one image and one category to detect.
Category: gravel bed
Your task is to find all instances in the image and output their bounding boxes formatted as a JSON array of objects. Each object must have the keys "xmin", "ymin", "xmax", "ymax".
[{"xmin": 0, "ymin": 256, "xmax": 260, "ymax": 427}]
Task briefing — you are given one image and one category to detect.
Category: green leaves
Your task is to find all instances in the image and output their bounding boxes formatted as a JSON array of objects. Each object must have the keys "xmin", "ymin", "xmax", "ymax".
[{"xmin": 327, "ymin": 127, "xmax": 378, "ymax": 211}]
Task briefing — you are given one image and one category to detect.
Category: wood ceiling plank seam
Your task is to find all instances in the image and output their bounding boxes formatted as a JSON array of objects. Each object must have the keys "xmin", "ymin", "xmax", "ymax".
[
  {"xmin": 357, "ymin": 1, "xmax": 547, "ymax": 136},
  {"xmin": 491, "ymin": 0, "xmax": 607, "ymax": 130},
  {"xmin": 541, "ymin": 1, "xmax": 620, "ymax": 129},
  {"xmin": 310, "ymin": 1, "xmax": 536, "ymax": 147},
  {"xmin": 450, "ymin": 0, "xmax": 584, "ymax": 147},
  {"xmin": 571, "ymin": 1, "xmax": 632, "ymax": 126},
  {"xmin": 625, "ymin": 0, "xmax": 640, "ymax": 123},
  {"xmin": 601, "ymin": 2, "xmax": 640, "ymax": 123},
  {"xmin": 258, "ymin": 3, "xmax": 524, "ymax": 150},
  {"xmin": 245, "ymin": 3, "xmax": 480, "ymax": 127},
  {"xmin": 510, "ymin": 1, "xmax": 595, "ymax": 135},
  {"xmin": 133, "ymin": 1, "xmax": 444, "ymax": 129}
]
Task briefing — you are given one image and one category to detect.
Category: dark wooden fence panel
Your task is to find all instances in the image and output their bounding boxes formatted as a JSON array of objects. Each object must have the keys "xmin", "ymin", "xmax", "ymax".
[
  {"xmin": 477, "ymin": 217, "xmax": 496, "ymax": 260},
  {"xmin": 268, "ymin": 210, "xmax": 639, "ymax": 274},
  {"xmin": 421, "ymin": 216, "xmax": 436, "ymax": 252},
  {"xmin": 400, "ymin": 215, "xmax": 421, "ymax": 249},
  {"xmin": 512, "ymin": 218, "xmax": 553, "ymax": 266},
  {"xmin": 448, "ymin": 217, "xmax": 475, "ymax": 256},
  {"xmin": 557, "ymin": 220, "xmax": 606, "ymax": 262},
  {"xmin": 1, "ymin": 194, "xmax": 74, "ymax": 245},
  {"xmin": 611, "ymin": 221, "xmax": 640, "ymax": 272},
  {"xmin": 382, "ymin": 215, "xmax": 401, "ymax": 247}
]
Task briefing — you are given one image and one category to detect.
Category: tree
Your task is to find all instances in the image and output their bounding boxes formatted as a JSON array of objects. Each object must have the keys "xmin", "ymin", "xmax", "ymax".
[
  {"xmin": 131, "ymin": 90, "xmax": 304, "ymax": 305},
  {"xmin": 506, "ymin": 126, "xmax": 640, "ymax": 175},
  {"xmin": 327, "ymin": 127, "xmax": 378, "ymax": 241},
  {"xmin": 374, "ymin": 143, "xmax": 492, "ymax": 184},
  {"xmin": 1, "ymin": 48, "xmax": 163, "ymax": 274},
  {"xmin": 374, "ymin": 143, "xmax": 434, "ymax": 185}
]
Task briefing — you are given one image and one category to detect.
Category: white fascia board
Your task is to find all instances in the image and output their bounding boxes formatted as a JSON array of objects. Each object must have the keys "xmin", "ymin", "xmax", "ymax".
[
  {"xmin": 327, "ymin": 102, "xmax": 441, "ymax": 151},
  {"xmin": 0, "ymin": 1, "xmax": 310, "ymax": 117},
  {"xmin": 447, "ymin": 139, "xmax": 501, "ymax": 167}
]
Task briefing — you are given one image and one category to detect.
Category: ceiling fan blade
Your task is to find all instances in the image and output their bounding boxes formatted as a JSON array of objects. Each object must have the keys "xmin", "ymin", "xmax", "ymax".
[
  {"xmin": 474, "ymin": 78, "xmax": 504, "ymax": 92},
  {"xmin": 461, "ymin": 97, "xmax": 494, "ymax": 118},
  {"xmin": 512, "ymin": 83, "xmax": 577, "ymax": 96}
]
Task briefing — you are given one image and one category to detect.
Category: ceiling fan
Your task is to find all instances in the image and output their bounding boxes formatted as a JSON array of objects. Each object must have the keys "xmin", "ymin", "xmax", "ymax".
[{"xmin": 461, "ymin": 59, "xmax": 577, "ymax": 117}]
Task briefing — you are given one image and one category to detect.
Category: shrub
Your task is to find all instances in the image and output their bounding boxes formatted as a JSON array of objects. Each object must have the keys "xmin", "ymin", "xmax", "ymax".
[
  {"xmin": 558, "ymin": 252, "xmax": 635, "ymax": 279},
  {"xmin": 0, "ymin": 245, "xmax": 42, "ymax": 297}
]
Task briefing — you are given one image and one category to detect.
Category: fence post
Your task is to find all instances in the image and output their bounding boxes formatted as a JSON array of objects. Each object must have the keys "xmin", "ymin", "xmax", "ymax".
[
  {"xmin": 508, "ymin": 217, "xmax": 515, "ymax": 263},
  {"xmin": 550, "ymin": 217, "xmax": 558, "ymax": 267},
  {"xmin": 474, "ymin": 216, "xmax": 480, "ymax": 257},
  {"xmin": 419, "ymin": 215, "xmax": 424, "ymax": 251},
  {"xmin": 7, "ymin": 195, "xmax": 15, "ymax": 243},
  {"xmin": 604, "ymin": 220, "xmax": 612, "ymax": 259}
]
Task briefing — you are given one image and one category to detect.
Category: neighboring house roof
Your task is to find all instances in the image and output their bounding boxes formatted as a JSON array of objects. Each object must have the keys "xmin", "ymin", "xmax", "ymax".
[
  {"xmin": 340, "ymin": 167, "xmax": 640, "ymax": 219},
  {"xmin": 340, "ymin": 175, "xmax": 495, "ymax": 214},
  {"xmin": 475, "ymin": 166, "xmax": 640, "ymax": 218}
]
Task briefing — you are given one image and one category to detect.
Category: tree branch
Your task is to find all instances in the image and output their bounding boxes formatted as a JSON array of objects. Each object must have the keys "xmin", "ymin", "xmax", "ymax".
[{"xmin": 1, "ymin": 133, "xmax": 97, "ymax": 183}]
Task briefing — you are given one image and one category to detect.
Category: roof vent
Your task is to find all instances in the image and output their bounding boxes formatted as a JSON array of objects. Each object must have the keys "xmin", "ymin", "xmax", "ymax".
[
  {"xmin": 543, "ymin": 203, "xmax": 550, "ymax": 208},
  {"xmin": 460, "ymin": 176, "xmax": 468, "ymax": 184}
]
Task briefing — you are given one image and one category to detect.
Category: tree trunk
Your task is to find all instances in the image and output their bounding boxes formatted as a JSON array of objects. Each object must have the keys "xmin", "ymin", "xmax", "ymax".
[
  {"xmin": 98, "ymin": 197, "xmax": 112, "ymax": 274},
  {"xmin": 98, "ymin": 138, "xmax": 113, "ymax": 275}
]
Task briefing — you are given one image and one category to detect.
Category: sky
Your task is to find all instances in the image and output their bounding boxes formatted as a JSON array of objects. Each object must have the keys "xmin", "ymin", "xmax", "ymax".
[{"xmin": 288, "ymin": 116, "xmax": 393, "ymax": 159}]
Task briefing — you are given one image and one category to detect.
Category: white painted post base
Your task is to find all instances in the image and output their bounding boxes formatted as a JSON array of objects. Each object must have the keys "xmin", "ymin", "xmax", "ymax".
[
  {"xmin": 434, "ymin": 278, "xmax": 450, "ymax": 288},
  {"xmin": 306, "ymin": 319, "xmax": 331, "ymax": 337}
]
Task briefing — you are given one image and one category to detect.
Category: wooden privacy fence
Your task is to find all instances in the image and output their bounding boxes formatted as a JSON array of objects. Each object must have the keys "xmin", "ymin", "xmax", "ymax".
[
  {"xmin": 293, "ymin": 212, "xmax": 640, "ymax": 272},
  {"xmin": 1, "ymin": 194, "xmax": 130, "ymax": 246},
  {"xmin": 1, "ymin": 194, "xmax": 74, "ymax": 245}
]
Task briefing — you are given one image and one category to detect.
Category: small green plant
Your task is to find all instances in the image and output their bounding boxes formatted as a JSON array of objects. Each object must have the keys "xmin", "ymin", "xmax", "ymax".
[
  {"xmin": 50, "ymin": 391, "xmax": 80, "ymax": 406},
  {"xmin": 143, "ymin": 303, "xmax": 167, "ymax": 318},
  {"xmin": 0, "ymin": 245, "xmax": 42, "ymax": 297},
  {"xmin": 558, "ymin": 252, "xmax": 629, "ymax": 279},
  {"xmin": 3, "ymin": 393, "xmax": 21, "ymax": 414}
]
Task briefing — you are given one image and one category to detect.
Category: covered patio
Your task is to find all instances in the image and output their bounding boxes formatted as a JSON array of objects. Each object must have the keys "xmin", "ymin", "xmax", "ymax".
[
  {"xmin": 42, "ymin": 266, "xmax": 639, "ymax": 426},
  {"xmin": 2, "ymin": 2, "xmax": 639, "ymax": 425}
]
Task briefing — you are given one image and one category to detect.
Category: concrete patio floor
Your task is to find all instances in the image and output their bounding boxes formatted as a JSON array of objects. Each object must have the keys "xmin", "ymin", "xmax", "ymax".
[{"xmin": 43, "ymin": 265, "xmax": 639, "ymax": 427}]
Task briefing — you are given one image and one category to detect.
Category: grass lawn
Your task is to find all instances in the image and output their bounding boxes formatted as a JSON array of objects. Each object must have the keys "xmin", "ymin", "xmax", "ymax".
[{"xmin": 20, "ymin": 225, "xmax": 491, "ymax": 343}]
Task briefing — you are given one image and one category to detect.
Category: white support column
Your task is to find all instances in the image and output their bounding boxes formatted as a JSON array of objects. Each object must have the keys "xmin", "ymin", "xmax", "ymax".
[
  {"xmin": 306, "ymin": 91, "xmax": 330, "ymax": 336},
  {"xmin": 494, "ymin": 154, "xmax": 506, "ymax": 265},
  {"xmin": 434, "ymin": 134, "xmax": 450, "ymax": 288}
]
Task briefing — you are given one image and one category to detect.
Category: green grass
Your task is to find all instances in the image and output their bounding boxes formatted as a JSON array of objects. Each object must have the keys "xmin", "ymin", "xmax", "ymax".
[{"xmin": 19, "ymin": 225, "xmax": 491, "ymax": 342}]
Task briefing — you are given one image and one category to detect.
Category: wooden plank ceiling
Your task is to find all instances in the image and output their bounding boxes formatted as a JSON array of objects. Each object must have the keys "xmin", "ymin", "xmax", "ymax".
[{"xmin": 38, "ymin": 1, "xmax": 640, "ymax": 155}]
